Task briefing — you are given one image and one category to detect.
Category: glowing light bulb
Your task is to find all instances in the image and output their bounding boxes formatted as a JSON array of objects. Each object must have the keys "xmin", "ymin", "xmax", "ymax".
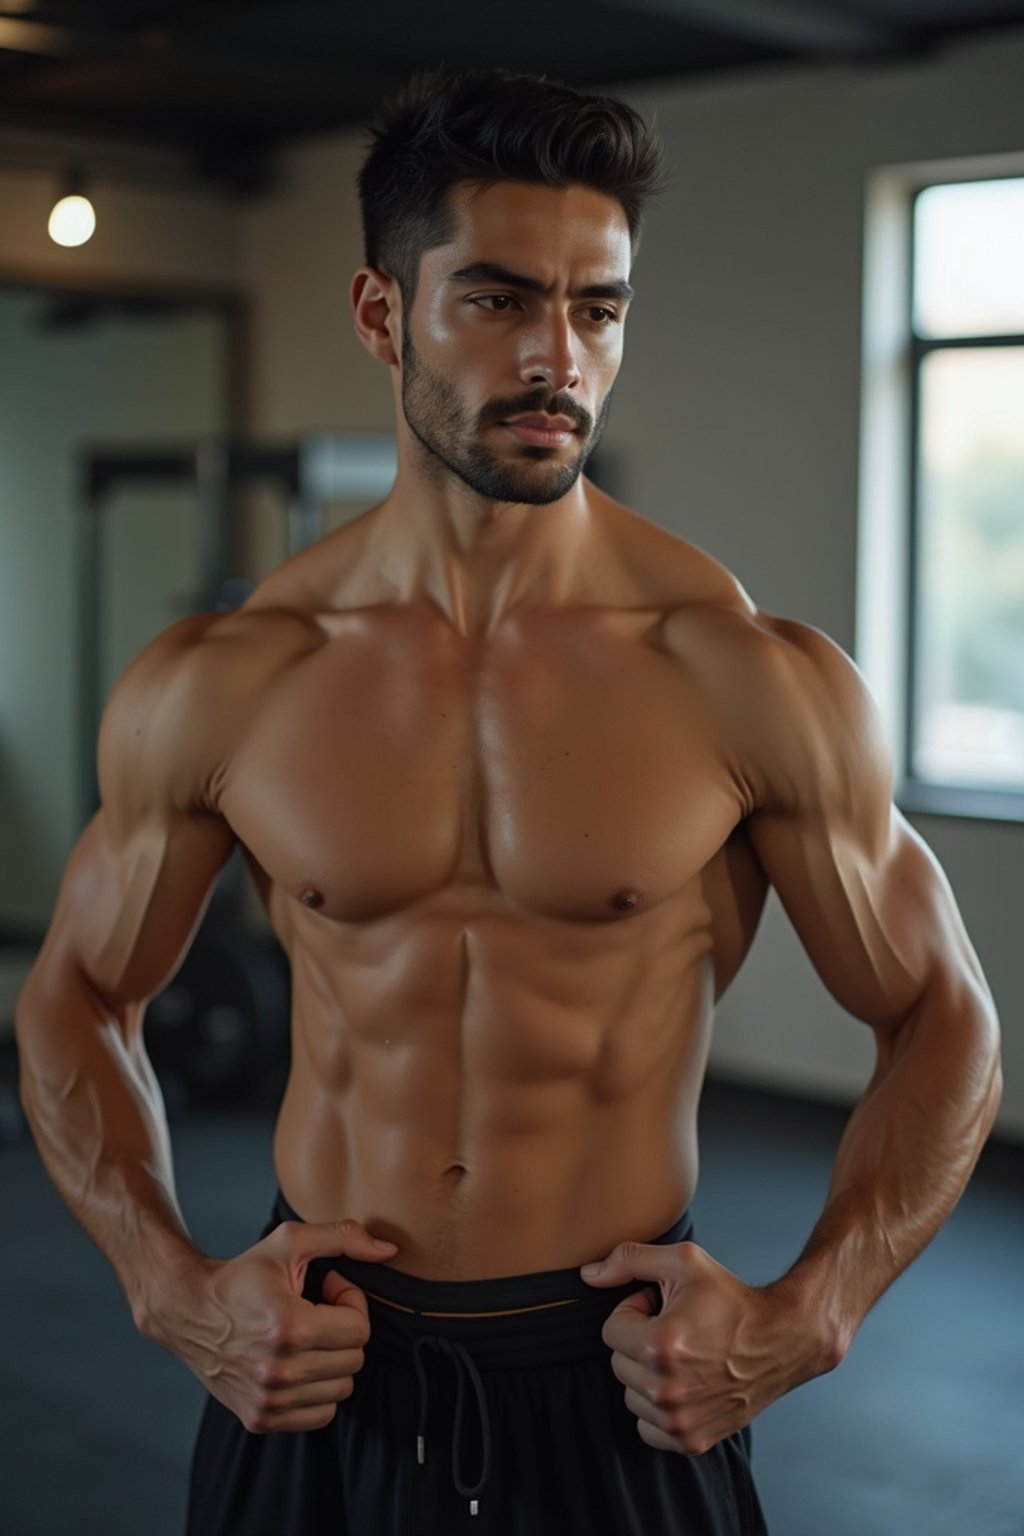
[{"xmin": 48, "ymin": 193, "xmax": 96, "ymax": 247}]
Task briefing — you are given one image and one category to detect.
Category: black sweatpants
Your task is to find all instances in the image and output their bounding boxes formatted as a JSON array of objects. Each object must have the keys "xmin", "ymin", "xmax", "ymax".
[{"xmin": 186, "ymin": 1190, "xmax": 769, "ymax": 1535}]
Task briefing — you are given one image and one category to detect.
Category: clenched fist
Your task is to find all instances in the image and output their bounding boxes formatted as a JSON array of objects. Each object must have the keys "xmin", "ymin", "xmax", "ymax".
[{"xmin": 144, "ymin": 1217, "xmax": 399, "ymax": 1433}]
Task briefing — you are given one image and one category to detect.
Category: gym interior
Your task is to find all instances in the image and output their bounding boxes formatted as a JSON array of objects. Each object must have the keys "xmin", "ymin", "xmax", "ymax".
[{"xmin": 1, "ymin": 4, "xmax": 1022, "ymax": 1533}]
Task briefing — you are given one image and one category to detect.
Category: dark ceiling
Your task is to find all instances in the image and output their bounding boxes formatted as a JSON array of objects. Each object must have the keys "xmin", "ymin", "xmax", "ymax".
[{"xmin": 2, "ymin": 0, "xmax": 1024, "ymax": 194}]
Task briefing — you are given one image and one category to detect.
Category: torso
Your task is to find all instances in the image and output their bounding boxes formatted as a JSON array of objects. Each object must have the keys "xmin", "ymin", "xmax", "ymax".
[{"xmin": 202, "ymin": 488, "xmax": 773, "ymax": 1277}]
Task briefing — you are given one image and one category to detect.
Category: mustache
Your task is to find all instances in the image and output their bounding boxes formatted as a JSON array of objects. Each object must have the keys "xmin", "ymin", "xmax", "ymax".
[{"xmin": 479, "ymin": 390, "xmax": 591, "ymax": 434}]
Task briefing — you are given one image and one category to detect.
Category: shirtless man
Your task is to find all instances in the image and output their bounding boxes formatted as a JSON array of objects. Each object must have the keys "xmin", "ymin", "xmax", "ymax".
[{"xmin": 16, "ymin": 66, "xmax": 1002, "ymax": 1536}]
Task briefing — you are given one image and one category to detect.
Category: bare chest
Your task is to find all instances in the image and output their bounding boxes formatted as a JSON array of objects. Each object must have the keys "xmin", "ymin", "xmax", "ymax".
[{"xmin": 219, "ymin": 604, "xmax": 744, "ymax": 927}]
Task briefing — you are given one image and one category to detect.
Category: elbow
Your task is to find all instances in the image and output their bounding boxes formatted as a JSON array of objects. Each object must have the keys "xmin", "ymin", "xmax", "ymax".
[
  {"xmin": 985, "ymin": 1054, "xmax": 1004, "ymax": 1132},
  {"xmin": 937, "ymin": 965, "xmax": 1004, "ymax": 1127},
  {"xmin": 973, "ymin": 997, "xmax": 1003, "ymax": 1140},
  {"xmin": 12, "ymin": 963, "xmax": 38, "ymax": 1041}
]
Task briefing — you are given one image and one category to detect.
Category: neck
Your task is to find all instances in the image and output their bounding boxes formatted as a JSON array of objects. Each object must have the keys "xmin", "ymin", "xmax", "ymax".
[{"xmin": 365, "ymin": 453, "xmax": 597, "ymax": 637}]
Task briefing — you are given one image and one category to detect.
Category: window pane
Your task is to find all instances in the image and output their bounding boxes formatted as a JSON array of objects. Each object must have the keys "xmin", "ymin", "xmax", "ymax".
[
  {"xmin": 913, "ymin": 346, "xmax": 1024, "ymax": 789},
  {"xmin": 914, "ymin": 177, "xmax": 1024, "ymax": 339}
]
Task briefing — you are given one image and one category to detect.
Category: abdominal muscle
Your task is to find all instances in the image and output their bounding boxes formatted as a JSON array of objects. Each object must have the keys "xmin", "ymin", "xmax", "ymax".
[{"xmin": 271, "ymin": 932, "xmax": 713, "ymax": 1281}]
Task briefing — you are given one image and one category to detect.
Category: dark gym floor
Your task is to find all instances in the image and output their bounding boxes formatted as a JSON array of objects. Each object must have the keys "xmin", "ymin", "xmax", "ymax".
[{"xmin": 1, "ymin": 1068, "xmax": 1021, "ymax": 1536}]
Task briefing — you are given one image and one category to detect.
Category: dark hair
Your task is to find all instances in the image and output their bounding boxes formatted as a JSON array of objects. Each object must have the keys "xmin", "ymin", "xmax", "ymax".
[{"xmin": 357, "ymin": 66, "xmax": 665, "ymax": 303}]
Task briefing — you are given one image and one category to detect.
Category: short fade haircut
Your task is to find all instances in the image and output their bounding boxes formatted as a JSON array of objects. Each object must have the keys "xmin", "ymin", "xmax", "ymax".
[{"xmin": 357, "ymin": 66, "xmax": 665, "ymax": 305}]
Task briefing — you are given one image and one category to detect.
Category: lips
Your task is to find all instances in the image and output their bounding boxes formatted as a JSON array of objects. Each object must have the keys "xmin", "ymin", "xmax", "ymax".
[
  {"xmin": 504, "ymin": 413, "xmax": 578, "ymax": 432},
  {"xmin": 501, "ymin": 412, "xmax": 579, "ymax": 447}
]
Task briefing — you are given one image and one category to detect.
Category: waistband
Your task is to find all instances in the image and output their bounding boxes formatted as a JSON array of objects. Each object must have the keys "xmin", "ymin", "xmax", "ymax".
[
  {"xmin": 272, "ymin": 1188, "xmax": 695, "ymax": 1518},
  {"xmin": 274, "ymin": 1186, "xmax": 694, "ymax": 1365}
]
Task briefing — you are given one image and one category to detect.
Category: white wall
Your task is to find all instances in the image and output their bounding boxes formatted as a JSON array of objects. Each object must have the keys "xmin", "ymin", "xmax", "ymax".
[{"xmin": 238, "ymin": 135, "xmax": 392, "ymax": 437}]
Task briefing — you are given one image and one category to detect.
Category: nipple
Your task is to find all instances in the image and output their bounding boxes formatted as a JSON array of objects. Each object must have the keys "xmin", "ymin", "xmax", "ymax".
[
  {"xmin": 609, "ymin": 889, "xmax": 640, "ymax": 912},
  {"xmin": 300, "ymin": 886, "xmax": 324, "ymax": 909}
]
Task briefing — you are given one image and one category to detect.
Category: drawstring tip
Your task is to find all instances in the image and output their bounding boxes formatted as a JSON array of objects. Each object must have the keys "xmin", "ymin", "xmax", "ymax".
[
  {"xmin": 470, "ymin": 1500, "xmax": 479, "ymax": 1516},
  {"xmin": 416, "ymin": 1434, "xmax": 425, "ymax": 1465}
]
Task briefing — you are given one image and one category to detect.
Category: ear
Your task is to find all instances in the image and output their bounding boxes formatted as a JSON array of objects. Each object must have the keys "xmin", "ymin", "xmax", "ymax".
[{"xmin": 351, "ymin": 266, "xmax": 401, "ymax": 367}]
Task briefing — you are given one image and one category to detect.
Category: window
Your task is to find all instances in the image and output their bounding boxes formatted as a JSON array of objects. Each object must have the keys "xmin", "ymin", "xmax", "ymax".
[
  {"xmin": 908, "ymin": 178, "xmax": 1024, "ymax": 803},
  {"xmin": 858, "ymin": 159, "xmax": 1024, "ymax": 825}
]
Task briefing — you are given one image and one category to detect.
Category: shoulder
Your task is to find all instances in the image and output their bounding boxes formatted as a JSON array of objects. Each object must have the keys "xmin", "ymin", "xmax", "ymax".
[
  {"xmin": 103, "ymin": 604, "xmax": 322, "ymax": 718},
  {"xmin": 659, "ymin": 565, "xmax": 892, "ymax": 820},
  {"xmin": 606, "ymin": 498, "xmax": 875, "ymax": 726},
  {"xmin": 747, "ymin": 612, "xmax": 888, "ymax": 752},
  {"xmin": 727, "ymin": 610, "xmax": 894, "ymax": 820},
  {"xmin": 98, "ymin": 605, "xmax": 323, "ymax": 818},
  {"xmin": 599, "ymin": 493, "xmax": 759, "ymax": 614}
]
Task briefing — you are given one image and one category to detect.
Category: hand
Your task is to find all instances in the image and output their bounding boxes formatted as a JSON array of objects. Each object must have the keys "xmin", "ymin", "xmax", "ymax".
[
  {"xmin": 580, "ymin": 1239, "xmax": 827, "ymax": 1455},
  {"xmin": 146, "ymin": 1218, "xmax": 399, "ymax": 1433}
]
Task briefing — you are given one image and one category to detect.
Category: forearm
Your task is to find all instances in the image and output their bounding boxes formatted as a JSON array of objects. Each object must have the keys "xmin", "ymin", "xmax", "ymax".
[
  {"xmin": 774, "ymin": 970, "xmax": 1003, "ymax": 1360},
  {"xmin": 15, "ymin": 964, "xmax": 202, "ymax": 1330}
]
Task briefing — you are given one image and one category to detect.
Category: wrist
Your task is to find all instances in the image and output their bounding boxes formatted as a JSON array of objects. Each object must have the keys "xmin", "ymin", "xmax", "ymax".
[
  {"xmin": 129, "ymin": 1235, "xmax": 211, "ymax": 1340},
  {"xmin": 764, "ymin": 1263, "xmax": 853, "ymax": 1378}
]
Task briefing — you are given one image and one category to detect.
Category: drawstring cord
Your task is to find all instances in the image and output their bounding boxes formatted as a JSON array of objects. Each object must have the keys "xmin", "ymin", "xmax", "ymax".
[{"xmin": 413, "ymin": 1335, "xmax": 493, "ymax": 1517}]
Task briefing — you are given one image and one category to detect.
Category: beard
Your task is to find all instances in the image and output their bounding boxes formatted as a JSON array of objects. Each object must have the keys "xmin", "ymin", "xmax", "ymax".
[{"xmin": 400, "ymin": 327, "xmax": 612, "ymax": 506}]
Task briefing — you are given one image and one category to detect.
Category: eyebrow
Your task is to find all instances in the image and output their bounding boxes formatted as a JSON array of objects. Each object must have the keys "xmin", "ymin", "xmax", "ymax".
[{"xmin": 447, "ymin": 261, "xmax": 635, "ymax": 304}]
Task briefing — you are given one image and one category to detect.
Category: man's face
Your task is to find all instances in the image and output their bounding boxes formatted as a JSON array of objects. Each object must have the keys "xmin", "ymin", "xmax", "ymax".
[{"xmin": 399, "ymin": 180, "xmax": 633, "ymax": 505}]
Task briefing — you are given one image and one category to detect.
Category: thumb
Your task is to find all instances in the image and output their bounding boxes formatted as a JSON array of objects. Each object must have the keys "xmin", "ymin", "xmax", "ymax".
[
  {"xmin": 283, "ymin": 1218, "xmax": 399, "ymax": 1265},
  {"xmin": 580, "ymin": 1239, "xmax": 683, "ymax": 1288}
]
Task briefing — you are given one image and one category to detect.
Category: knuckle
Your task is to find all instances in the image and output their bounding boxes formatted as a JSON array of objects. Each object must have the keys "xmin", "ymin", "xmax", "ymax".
[
  {"xmin": 255, "ymin": 1386, "xmax": 279, "ymax": 1417},
  {"xmin": 274, "ymin": 1220, "xmax": 303, "ymax": 1250},
  {"xmin": 269, "ymin": 1317, "xmax": 307, "ymax": 1354},
  {"xmin": 348, "ymin": 1314, "xmax": 371, "ymax": 1347},
  {"xmin": 678, "ymin": 1426, "xmax": 709, "ymax": 1455},
  {"xmin": 265, "ymin": 1318, "xmax": 291, "ymax": 1351},
  {"xmin": 648, "ymin": 1331, "xmax": 683, "ymax": 1368},
  {"xmin": 260, "ymin": 1361, "xmax": 292, "ymax": 1392}
]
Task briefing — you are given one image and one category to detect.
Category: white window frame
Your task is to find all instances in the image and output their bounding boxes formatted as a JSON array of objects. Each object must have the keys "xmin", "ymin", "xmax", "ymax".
[{"xmin": 857, "ymin": 151, "xmax": 1024, "ymax": 825}]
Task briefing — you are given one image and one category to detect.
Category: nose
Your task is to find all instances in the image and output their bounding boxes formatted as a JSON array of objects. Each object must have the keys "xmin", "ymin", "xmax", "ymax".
[{"xmin": 519, "ymin": 312, "xmax": 581, "ymax": 394}]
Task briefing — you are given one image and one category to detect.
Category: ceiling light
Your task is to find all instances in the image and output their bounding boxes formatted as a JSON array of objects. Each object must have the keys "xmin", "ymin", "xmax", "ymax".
[{"xmin": 47, "ymin": 167, "xmax": 95, "ymax": 247}]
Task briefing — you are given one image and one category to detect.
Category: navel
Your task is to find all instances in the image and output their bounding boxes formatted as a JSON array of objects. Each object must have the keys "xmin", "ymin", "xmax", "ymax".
[{"xmin": 300, "ymin": 886, "xmax": 324, "ymax": 909}]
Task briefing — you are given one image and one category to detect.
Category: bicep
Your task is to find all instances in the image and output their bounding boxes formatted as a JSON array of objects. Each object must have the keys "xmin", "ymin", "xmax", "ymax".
[
  {"xmin": 43, "ymin": 804, "xmax": 236, "ymax": 1012},
  {"xmin": 32, "ymin": 620, "xmax": 237, "ymax": 1012},
  {"xmin": 742, "ymin": 617, "xmax": 989, "ymax": 1034},
  {"xmin": 745, "ymin": 799, "xmax": 961, "ymax": 1031}
]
